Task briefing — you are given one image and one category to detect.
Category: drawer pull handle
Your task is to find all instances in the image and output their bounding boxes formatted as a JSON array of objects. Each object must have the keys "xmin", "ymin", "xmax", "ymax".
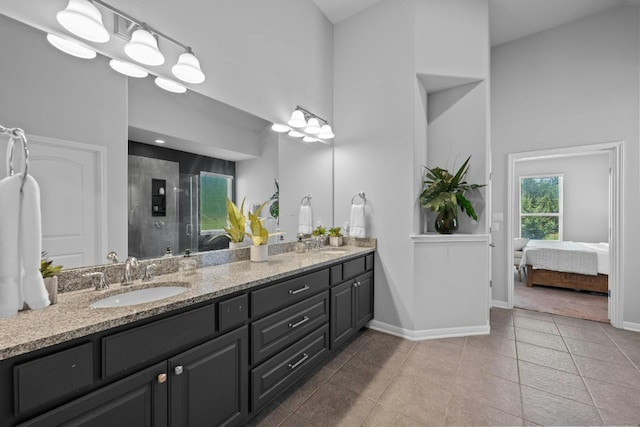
[
  {"xmin": 174, "ymin": 365, "xmax": 184, "ymax": 375},
  {"xmin": 157, "ymin": 373, "xmax": 167, "ymax": 384},
  {"xmin": 288, "ymin": 353, "xmax": 309, "ymax": 370},
  {"xmin": 289, "ymin": 285, "xmax": 310, "ymax": 295},
  {"xmin": 288, "ymin": 316, "xmax": 309, "ymax": 329}
]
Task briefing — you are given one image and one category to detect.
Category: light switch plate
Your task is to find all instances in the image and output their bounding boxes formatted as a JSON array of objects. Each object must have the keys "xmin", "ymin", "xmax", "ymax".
[{"xmin": 492, "ymin": 212, "xmax": 504, "ymax": 222}]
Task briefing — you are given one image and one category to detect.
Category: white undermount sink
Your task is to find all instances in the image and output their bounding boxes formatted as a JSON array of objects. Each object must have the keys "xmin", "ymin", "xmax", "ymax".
[{"xmin": 90, "ymin": 283, "xmax": 189, "ymax": 308}]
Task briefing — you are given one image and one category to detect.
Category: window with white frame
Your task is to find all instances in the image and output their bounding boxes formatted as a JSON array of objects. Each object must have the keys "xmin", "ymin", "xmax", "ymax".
[
  {"xmin": 519, "ymin": 175, "xmax": 563, "ymax": 240},
  {"xmin": 199, "ymin": 172, "xmax": 233, "ymax": 234}
]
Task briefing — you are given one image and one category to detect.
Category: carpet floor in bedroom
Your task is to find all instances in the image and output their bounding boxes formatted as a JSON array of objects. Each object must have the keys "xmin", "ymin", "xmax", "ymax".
[{"xmin": 514, "ymin": 274, "xmax": 608, "ymax": 323}]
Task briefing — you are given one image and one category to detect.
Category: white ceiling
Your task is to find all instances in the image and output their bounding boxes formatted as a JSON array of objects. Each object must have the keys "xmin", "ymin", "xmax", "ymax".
[{"xmin": 312, "ymin": 0, "xmax": 634, "ymax": 46}]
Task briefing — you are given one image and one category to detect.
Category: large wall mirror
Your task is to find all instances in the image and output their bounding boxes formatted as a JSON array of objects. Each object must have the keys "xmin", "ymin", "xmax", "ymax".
[{"xmin": 0, "ymin": 13, "xmax": 333, "ymax": 268}]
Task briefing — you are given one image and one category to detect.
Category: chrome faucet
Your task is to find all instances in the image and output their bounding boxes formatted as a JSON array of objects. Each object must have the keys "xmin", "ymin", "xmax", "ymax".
[
  {"xmin": 122, "ymin": 257, "xmax": 139, "ymax": 285},
  {"xmin": 142, "ymin": 263, "xmax": 157, "ymax": 282},
  {"xmin": 106, "ymin": 251, "xmax": 118, "ymax": 264},
  {"xmin": 83, "ymin": 272, "xmax": 108, "ymax": 290}
]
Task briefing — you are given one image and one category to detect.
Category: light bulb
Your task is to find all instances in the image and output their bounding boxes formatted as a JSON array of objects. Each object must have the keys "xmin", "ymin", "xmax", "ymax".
[
  {"xmin": 305, "ymin": 117, "xmax": 321, "ymax": 134},
  {"xmin": 109, "ymin": 59, "xmax": 148, "ymax": 78},
  {"xmin": 303, "ymin": 136, "xmax": 317, "ymax": 142},
  {"xmin": 288, "ymin": 130, "xmax": 305, "ymax": 138},
  {"xmin": 125, "ymin": 27, "xmax": 165, "ymax": 66},
  {"xmin": 155, "ymin": 77, "xmax": 186, "ymax": 93},
  {"xmin": 46, "ymin": 33, "xmax": 96, "ymax": 59},
  {"xmin": 318, "ymin": 124, "xmax": 335, "ymax": 139},
  {"xmin": 287, "ymin": 110, "xmax": 307, "ymax": 128},
  {"xmin": 172, "ymin": 49, "xmax": 205, "ymax": 84},
  {"xmin": 271, "ymin": 123, "xmax": 290, "ymax": 133},
  {"xmin": 56, "ymin": 0, "xmax": 109, "ymax": 43}
]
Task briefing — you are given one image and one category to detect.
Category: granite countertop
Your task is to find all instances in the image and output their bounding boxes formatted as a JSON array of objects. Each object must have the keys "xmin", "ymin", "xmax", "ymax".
[{"xmin": 0, "ymin": 246, "xmax": 374, "ymax": 361}]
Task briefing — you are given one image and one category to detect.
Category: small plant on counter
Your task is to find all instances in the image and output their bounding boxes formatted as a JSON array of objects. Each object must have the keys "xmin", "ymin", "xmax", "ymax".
[
  {"xmin": 224, "ymin": 198, "xmax": 246, "ymax": 243},
  {"xmin": 244, "ymin": 201, "xmax": 284, "ymax": 246},
  {"xmin": 311, "ymin": 225, "xmax": 327, "ymax": 237},
  {"xmin": 328, "ymin": 227, "xmax": 343, "ymax": 237},
  {"xmin": 40, "ymin": 252, "xmax": 62, "ymax": 278}
]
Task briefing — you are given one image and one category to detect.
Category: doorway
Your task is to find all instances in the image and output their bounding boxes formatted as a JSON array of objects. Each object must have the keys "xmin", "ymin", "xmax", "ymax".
[{"xmin": 507, "ymin": 142, "xmax": 623, "ymax": 327}]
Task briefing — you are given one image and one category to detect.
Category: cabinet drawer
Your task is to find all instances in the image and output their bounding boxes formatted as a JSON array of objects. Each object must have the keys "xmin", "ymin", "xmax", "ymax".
[
  {"xmin": 14, "ymin": 343, "xmax": 93, "ymax": 415},
  {"xmin": 365, "ymin": 254, "xmax": 374, "ymax": 271},
  {"xmin": 218, "ymin": 294, "xmax": 248, "ymax": 333},
  {"xmin": 251, "ymin": 324, "xmax": 329, "ymax": 412},
  {"xmin": 343, "ymin": 257, "xmax": 366, "ymax": 279},
  {"xmin": 330, "ymin": 265, "xmax": 343, "ymax": 286},
  {"xmin": 102, "ymin": 304, "xmax": 216, "ymax": 378},
  {"xmin": 251, "ymin": 291, "xmax": 329, "ymax": 365},
  {"xmin": 251, "ymin": 269, "xmax": 329, "ymax": 317}
]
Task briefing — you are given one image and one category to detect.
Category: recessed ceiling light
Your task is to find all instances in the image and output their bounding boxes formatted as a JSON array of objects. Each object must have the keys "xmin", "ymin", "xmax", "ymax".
[{"xmin": 155, "ymin": 139, "xmax": 165, "ymax": 144}]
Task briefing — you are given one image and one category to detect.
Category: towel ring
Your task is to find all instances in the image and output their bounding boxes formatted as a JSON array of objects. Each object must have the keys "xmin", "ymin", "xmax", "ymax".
[
  {"xmin": 1, "ymin": 126, "xmax": 29, "ymax": 193},
  {"xmin": 300, "ymin": 194, "xmax": 312, "ymax": 206},
  {"xmin": 351, "ymin": 191, "xmax": 366, "ymax": 206}
]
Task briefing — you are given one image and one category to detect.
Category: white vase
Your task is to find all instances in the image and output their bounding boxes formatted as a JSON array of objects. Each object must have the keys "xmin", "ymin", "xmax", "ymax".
[
  {"xmin": 43, "ymin": 276, "xmax": 58, "ymax": 305},
  {"xmin": 229, "ymin": 241, "xmax": 244, "ymax": 249},
  {"xmin": 250, "ymin": 244, "xmax": 268, "ymax": 262},
  {"xmin": 329, "ymin": 236, "xmax": 343, "ymax": 247}
]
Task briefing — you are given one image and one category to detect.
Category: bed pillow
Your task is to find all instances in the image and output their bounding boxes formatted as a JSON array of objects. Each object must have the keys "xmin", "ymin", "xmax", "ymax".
[{"xmin": 514, "ymin": 238, "xmax": 529, "ymax": 251}]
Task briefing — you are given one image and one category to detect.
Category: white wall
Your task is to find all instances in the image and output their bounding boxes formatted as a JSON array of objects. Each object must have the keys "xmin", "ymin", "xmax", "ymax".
[
  {"xmin": 514, "ymin": 153, "xmax": 609, "ymax": 243},
  {"xmin": 491, "ymin": 6, "xmax": 640, "ymax": 324},
  {"xmin": 0, "ymin": 15, "xmax": 129, "ymax": 258}
]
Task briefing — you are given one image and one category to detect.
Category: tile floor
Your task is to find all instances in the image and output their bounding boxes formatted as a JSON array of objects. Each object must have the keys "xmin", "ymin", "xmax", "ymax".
[{"xmin": 250, "ymin": 308, "xmax": 640, "ymax": 426}]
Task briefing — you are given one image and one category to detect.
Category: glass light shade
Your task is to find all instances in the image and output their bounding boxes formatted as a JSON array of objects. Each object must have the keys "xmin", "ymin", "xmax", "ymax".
[
  {"xmin": 125, "ymin": 28, "xmax": 165, "ymax": 66},
  {"xmin": 109, "ymin": 59, "xmax": 148, "ymax": 78},
  {"xmin": 271, "ymin": 123, "xmax": 290, "ymax": 133},
  {"xmin": 288, "ymin": 130, "xmax": 305, "ymax": 138},
  {"xmin": 155, "ymin": 77, "xmax": 186, "ymax": 93},
  {"xmin": 46, "ymin": 33, "xmax": 96, "ymax": 59},
  {"xmin": 172, "ymin": 50, "xmax": 205, "ymax": 84},
  {"xmin": 287, "ymin": 110, "xmax": 307, "ymax": 128},
  {"xmin": 56, "ymin": 0, "xmax": 109, "ymax": 43},
  {"xmin": 318, "ymin": 124, "xmax": 335, "ymax": 139},
  {"xmin": 303, "ymin": 136, "xmax": 317, "ymax": 143},
  {"xmin": 305, "ymin": 117, "xmax": 321, "ymax": 134}
]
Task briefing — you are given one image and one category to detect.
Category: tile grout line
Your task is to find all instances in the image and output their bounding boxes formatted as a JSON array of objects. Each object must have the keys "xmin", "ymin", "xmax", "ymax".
[
  {"xmin": 596, "ymin": 322, "xmax": 640, "ymax": 373},
  {"xmin": 512, "ymin": 314, "xmax": 529, "ymax": 425}
]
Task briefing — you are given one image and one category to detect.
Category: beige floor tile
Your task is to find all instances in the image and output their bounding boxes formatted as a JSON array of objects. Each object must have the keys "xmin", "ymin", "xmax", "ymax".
[
  {"xmin": 564, "ymin": 337, "xmax": 631, "ymax": 366},
  {"xmin": 584, "ymin": 377, "xmax": 640, "ymax": 421},
  {"xmin": 276, "ymin": 373, "xmax": 329, "ymax": 412},
  {"xmin": 574, "ymin": 355, "xmax": 640, "ymax": 390},
  {"xmin": 445, "ymin": 395, "xmax": 524, "ymax": 426},
  {"xmin": 516, "ymin": 341, "xmax": 579, "ymax": 374},
  {"xmin": 521, "ymin": 385, "xmax": 602, "ymax": 426},
  {"xmin": 599, "ymin": 408, "xmax": 640, "ymax": 427},
  {"xmin": 552, "ymin": 314, "xmax": 606, "ymax": 330},
  {"xmin": 451, "ymin": 367, "xmax": 523, "ymax": 418},
  {"xmin": 328, "ymin": 353, "xmax": 398, "ymax": 400},
  {"xmin": 518, "ymin": 360, "xmax": 593, "ymax": 405},
  {"xmin": 515, "ymin": 327, "xmax": 568, "ymax": 352},
  {"xmin": 356, "ymin": 334, "xmax": 413, "ymax": 367},
  {"xmin": 412, "ymin": 338, "xmax": 466, "ymax": 364},
  {"xmin": 362, "ymin": 403, "xmax": 425, "ymax": 427},
  {"xmin": 279, "ymin": 413, "xmax": 316, "ymax": 427},
  {"xmin": 396, "ymin": 349, "xmax": 459, "ymax": 393},
  {"xmin": 313, "ymin": 349, "xmax": 354, "ymax": 379},
  {"xmin": 557, "ymin": 323, "xmax": 615, "ymax": 345},
  {"xmin": 459, "ymin": 345, "xmax": 519, "ymax": 382},
  {"xmin": 490, "ymin": 321, "xmax": 516, "ymax": 340},
  {"xmin": 250, "ymin": 402, "xmax": 293, "ymax": 427},
  {"xmin": 465, "ymin": 334, "xmax": 517, "ymax": 358},
  {"xmin": 514, "ymin": 316, "xmax": 560, "ymax": 335},
  {"xmin": 294, "ymin": 380, "xmax": 376, "ymax": 427},
  {"xmin": 490, "ymin": 308, "xmax": 514, "ymax": 325},
  {"xmin": 378, "ymin": 373, "xmax": 452, "ymax": 426},
  {"xmin": 514, "ymin": 308, "xmax": 554, "ymax": 322}
]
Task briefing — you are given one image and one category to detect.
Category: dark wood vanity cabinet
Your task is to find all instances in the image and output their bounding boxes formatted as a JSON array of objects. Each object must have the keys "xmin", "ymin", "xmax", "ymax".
[{"xmin": 1, "ymin": 252, "xmax": 374, "ymax": 427}]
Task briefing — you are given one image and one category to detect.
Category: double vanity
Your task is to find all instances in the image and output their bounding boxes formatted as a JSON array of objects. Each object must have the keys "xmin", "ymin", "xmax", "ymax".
[{"xmin": 0, "ymin": 244, "xmax": 375, "ymax": 426}]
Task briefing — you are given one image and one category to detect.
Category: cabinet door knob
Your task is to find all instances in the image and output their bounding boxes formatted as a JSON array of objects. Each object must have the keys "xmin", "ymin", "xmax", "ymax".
[
  {"xmin": 174, "ymin": 365, "xmax": 184, "ymax": 375},
  {"xmin": 157, "ymin": 373, "xmax": 167, "ymax": 384}
]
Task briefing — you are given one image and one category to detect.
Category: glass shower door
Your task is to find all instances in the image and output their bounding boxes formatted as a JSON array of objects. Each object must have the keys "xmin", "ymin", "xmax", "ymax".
[{"xmin": 179, "ymin": 174, "xmax": 199, "ymax": 254}]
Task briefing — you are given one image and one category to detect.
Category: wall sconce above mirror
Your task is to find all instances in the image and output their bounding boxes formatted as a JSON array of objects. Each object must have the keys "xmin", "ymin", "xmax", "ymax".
[{"xmin": 271, "ymin": 106, "xmax": 335, "ymax": 144}]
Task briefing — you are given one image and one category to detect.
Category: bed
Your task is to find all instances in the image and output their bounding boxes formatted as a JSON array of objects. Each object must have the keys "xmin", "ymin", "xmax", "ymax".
[{"xmin": 519, "ymin": 240, "xmax": 609, "ymax": 294}]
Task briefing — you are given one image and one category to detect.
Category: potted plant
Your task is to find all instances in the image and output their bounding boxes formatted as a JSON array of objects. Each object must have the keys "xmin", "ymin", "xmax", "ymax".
[
  {"xmin": 420, "ymin": 155, "xmax": 485, "ymax": 234},
  {"xmin": 244, "ymin": 201, "xmax": 283, "ymax": 261},
  {"xmin": 328, "ymin": 227, "xmax": 343, "ymax": 247},
  {"xmin": 40, "ymin": 252, "xmax": 62, "ymax": 304},
  {"xmin": 224, "ymin": 198, "xmax": 246, "ymax": 248}
]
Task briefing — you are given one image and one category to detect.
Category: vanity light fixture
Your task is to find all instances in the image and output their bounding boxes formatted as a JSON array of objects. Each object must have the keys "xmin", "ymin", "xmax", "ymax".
[
  {"xmin": 154, "ymin": 139, "xmax": 166, "ymax": 144},
  {"xmin": 50, "ymin": 0, "xmax": 205, "ymax": 92},
  {"xmin": 271, "ymin": 123, "xmax": 291, "ymax": 133},
  {"xmin": 56, "ymin": 0, "xmax": 110, "ymax": 43},
  {"xmin": 305, "ymin": 117, "xmax": 321, "ymax": 134},
  {"xmin": 154, "ymin": 77, "xmax": 187, "ymax": 93},
  {"xmin": 303, "ymin": 135, "xmax": 318, "ymax": 143},
  {"xmin": 287, "ymin": 110, "xmax": 307, "ymax": 128},
  {"xmin": 288, "ymin": 130, "xmax": 305, "ymax": 138},
  {"xmin": 317, "ymin": 124, "xmax": 335, "ymax": 140},
  {"xmin": 280, "ymin": 106, "xmax": 335, "ymax": 141},
  {"xmin": 109, "ymin": 59, "xmax": 148, "ymax": 78},
  {"xmin": 46, "ymin": 34, "xmax": 97, "ymax": 59}
]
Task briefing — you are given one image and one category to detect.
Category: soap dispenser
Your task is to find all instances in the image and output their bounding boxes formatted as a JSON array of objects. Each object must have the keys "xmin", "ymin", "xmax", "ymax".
[
  {"xmin": 295, "ymin": 234, "xmax": 307, "ymax": 253},
  {"xmin": 179, "ymin": 249, "xmax": 197, "ymax": 276}
]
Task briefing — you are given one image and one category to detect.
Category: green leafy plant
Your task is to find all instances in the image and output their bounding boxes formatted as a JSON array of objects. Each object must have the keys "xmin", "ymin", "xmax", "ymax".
[
  {"xmin": 328, "ymin": 227, "xmax": 343, "ymax": 237},
  {"xmin": 224, "ymin": 198, "xmax": 246, "ymax": 243},
  {"xmin": 244, "ymin": 201, "xmax": 283, "ymax": 246},
  {"xmin": 269, "ymin": 179, "xmax": 279, "ymax": 219},
  {"xmin": 312, "ymin": 225, "xmax": 327, "ymax": 237},
  {"xmin": 40, "ymin": 252, "xmax": 62, "ymax": 278},
  {"xmin": 420, "ymin": 155, "xmax": 485, "ymax": 221}
]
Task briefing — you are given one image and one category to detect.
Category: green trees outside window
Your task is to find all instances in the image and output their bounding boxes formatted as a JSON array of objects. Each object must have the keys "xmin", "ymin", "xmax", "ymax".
[
  {"xmin": 200, "ymin": 172, "xmax": 233, "ymax": 233},
  {"xmin": 520, "ymin": 176, "xmax": 562, "ymax": 240}
]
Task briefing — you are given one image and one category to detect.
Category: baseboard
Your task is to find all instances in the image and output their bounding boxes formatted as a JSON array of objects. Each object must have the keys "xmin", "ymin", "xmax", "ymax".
[
  {"xmin": 623, "ymin": 321, "xmax": 640, "ymax": 332},
  {"xmin": 491, "ymin": 300, "xmax": 510, "ymax": 309},
  {"xmin": 368, "ymin": 319, "xmax": 490, "ymax": 341}
]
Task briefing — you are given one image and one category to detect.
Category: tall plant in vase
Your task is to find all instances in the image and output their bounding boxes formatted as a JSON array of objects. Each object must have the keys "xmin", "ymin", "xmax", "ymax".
[
  {"xmin": 244, "ymin": 201, "xmax": 282, "ymax": 261},
  {"xmin": 224, "ymin": 198, "xmax": 246, "ymax": 248},
  {"xmin": 420, "ymin": 156, "xmax": 485, "ymax": 234}
]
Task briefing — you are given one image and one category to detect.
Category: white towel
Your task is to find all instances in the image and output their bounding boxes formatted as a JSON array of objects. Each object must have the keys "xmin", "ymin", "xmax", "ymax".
[
  {"xmin": 349, "ymin": 204, "xmax": 366, "ymax": 238},
  {"xmin": 298, "ymin": 205, "xmax": 313, "ymax": 235},
  {"xmin": 0, "ymin": 174, "xmax": 50, "ymax": 318}
]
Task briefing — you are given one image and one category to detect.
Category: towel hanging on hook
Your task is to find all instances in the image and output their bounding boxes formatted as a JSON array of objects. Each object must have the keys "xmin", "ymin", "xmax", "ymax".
[
  {"xmin": 351, "ymin": 191, "xmax": 366, "ymax": 206},
  {"xmin": 1, "ymin": 126, "xmax": 29, "ymax": 193},
  {"xmin": 300, "ymin": 194, "xmax": 312, "ymax": 206}
]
